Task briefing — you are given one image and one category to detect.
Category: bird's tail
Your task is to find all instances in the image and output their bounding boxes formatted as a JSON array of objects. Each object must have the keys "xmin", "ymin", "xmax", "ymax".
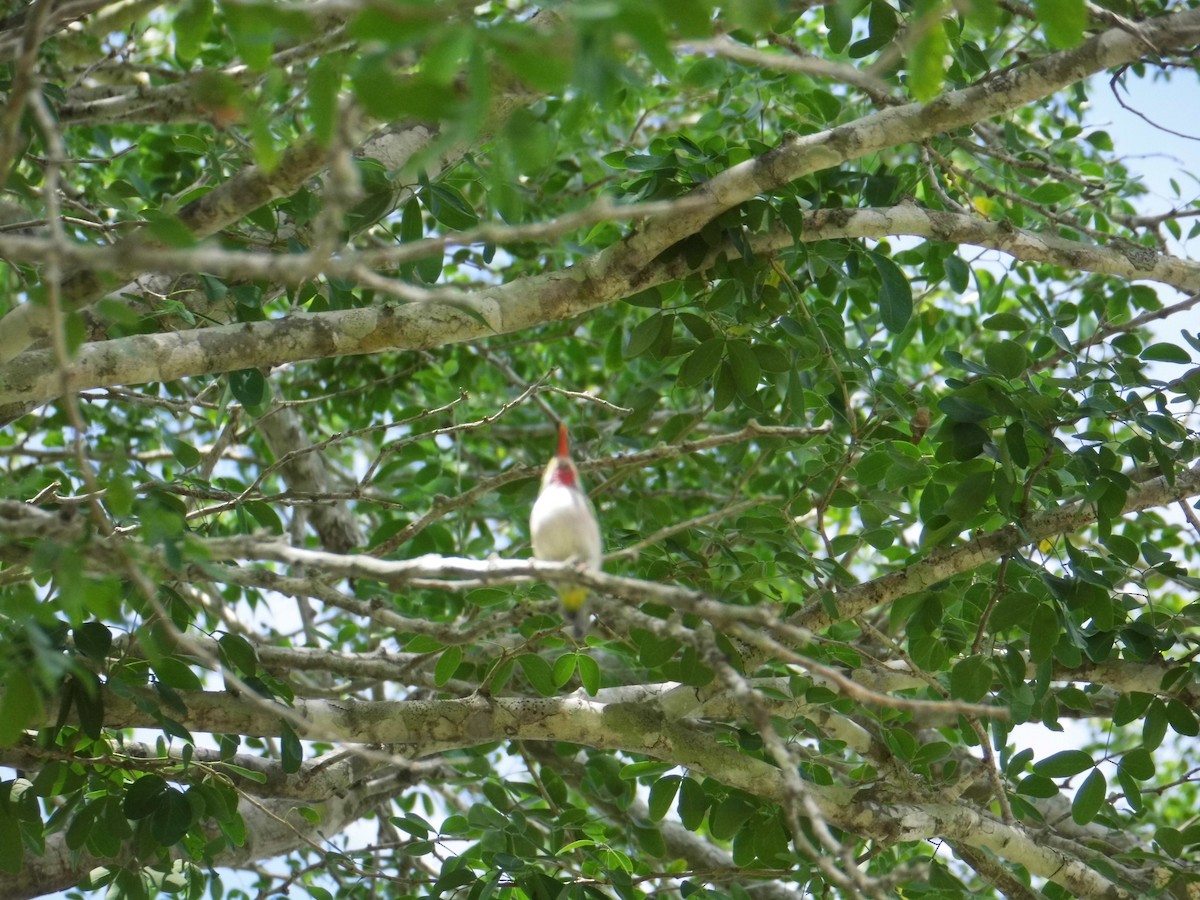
[{"xmin": 558, "ymin": 586, "xmax": 589, "ymax": 639}]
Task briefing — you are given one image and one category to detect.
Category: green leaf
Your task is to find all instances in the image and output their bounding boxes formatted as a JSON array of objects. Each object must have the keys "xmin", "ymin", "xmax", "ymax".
[
  {"xmin": 66, "ymin": 800, "xmax": 98, "ymax": 851},
  {"xmin": 949, "ymin": 655, "xmax": 993, "ymax": 702},
  {"xmin": 913, "ymin": 741, "xmax": 952, "ymax": 768},
  {"xmin": 725, "ymin": 340, "xmax": 761, "ymax": 397},
  {"xmin": 73, "ymin": 674, "xmax": 105, "ymax": 739},
  {"xmin": 943, "ymin": 470, "xmax": 993, "ymax": 522},
  {"xmin": 229, "ymin": 368, "xmax": 269, "ymax": 409},
  {"xmin": 1071, "ymin": 768, "xmax": 1105, "ymax": 825},
  {"xmin": 552, "ymin": 653, "xmax": 577, "ymax": 688},
  {"xmin": 989, "ymin": 592, "xmax": 1038, "ymax": 633},
  {"xmin": 713, "ymin": 361, "xmax": 737, "ymax": 411},
  {"xmin": 867, "ymin": 250, "xmax": 913, "ymax": 332},
  {"xmin": 75, "ymin": 621, "xmax": 113, "ymax": 663},
  {"xmin": 218, "ymin": 633, "xmax": 259, "ymax": 677},
  {"xmin": 392, "ymin": 813, "xmax": 431, "ymax": 838},
  {"xmin": 308, "ymin": 56, "xmax": 343, "ymax": 145},
  {"xmin": 825, "ymin": 3, "xmax": 852, "ymax": 52},
  {"xmin": 1112, "ymin": 692, "xmax": 1152, "ymax": 727},
  {"xmin": 173, "ymin": 0, "xmax": 213, "ymax": 63},
  {"xmin": 884, "ymin": 726, "xmax": 917, "ymax": 761},
  {"xmin": 1119, "ymin": 747, "xmax": 1154, "ymax": 781},
  {"xmin": 984, "ymin": 339, "xmax": 1028, "ymax": 378},
  {"xmin": 1028, "ymin": 604, "xmax": 1058, "ymax": 664},
  {"xmin": 850, "ymin": 0, "xmax": 898, "ymax": 56},
  {"xmin": 620, "ymin": 6, "xmax": 673, "ymax": 72},
  {"xmin": 1034, "ymin": 749, "xmax": 1094, "ymax": 779},
  {"xmin": 677, "ymin": 777, "xmax": 708, "ymax": 831},
  {"xmin": 1029, "ymin": 183, "xmax": 1074, "ymax": 205},
  {"xmin": 1143, "ymin": 698, "xmax": 1168, "ymax": 751},
  {"xmin": 142, "ymin": 210, "xmax": 196, "ymax": 247},
  {"xmin": 648, "ymin": 775, "xmax": 681, "ymax": 821},
  {"xmin": 938, "ymin": 395, "xmax": 992, "ymax": 423},
  {"xmin": 1165, "ymin": 698, "xmax": 1199, "ymax": 736},
  {"xmin": 678, "ymin": 312, "xmax": 714, "ymax": 341},
  {"xmin": 233, "ymin": 282, "xmax": 265, "ymax": 310},
  {"xmin": 576, "ymin": 654, "xmax": 600, "ymax": 696},
  {"xmin": 400, "ymin": 196, "xmax": 424, "ymax": 244},
  {"xmin": 944, "ymin": 254, "xmax": 970, "ymax": 293},
  {"xmin": 105, "ymin": 474, "xmax": 135, "ymax": 518},
  {"xmin": 151, "ymin": 787, "xmax": 193, "ymax": 845},
  {"xmin": 982, "ymin": 312, "xmax": 1026, "ymax": 331},
  {"xmin": 1155, "ymin": 826, "xmax": 1185, "ymax": 858},
  {"xmin": 168, "ymin": 436, "xmax": 202, "ymax": 468},
  {"xmin": 416, "ymin": 242, "xmax": 445, "ymax": 284},
  {"xmin": 517, "ymin": 654, "xmax": 557, "ymax": 696},
  {"xmin": 124, "ymin": 774, "xmax": 168, "ymax": 819},
  {"xmin": 1033, "ymin": 0, "xmax": 1085, "ymax": 47},
  {"xmin": 426, "ymin": 184, "xmax": 479, "ymax": 230},
  {"xmin": 153, "ymin": 656, "xmax": 203, "ymax": 691},
  {"xmin": 224, "ymin": 1, "xmax": 275, "ymax": 69},
  {"xmin": 214, "ymin": 762, "xmax": 267, "ymax": 784},
  {"xmin": 1140, "ymin": 342, "xmax": 1191, "ymax": 363},
  {"xmin": 1117, "ymin": 763, "xmax": 1143, "ymax": 812},
  {"xmin": 0, "ymin": 669, "xmax": 43, "ymax": 746},
  {"xmin": 754, "ymin": 343, "xmax": 791, "ymax": 373},
  {"xmin": 1015, "ymin": 774, "xmax": 1058, "ymax": 798},
  {"xmin": 1050, "ymin": 325, "xmax": 1074, "ymax": 353},
  {"xmin": 280, "ymin": 720, "xmax": 303, "ymax": 774},
  {"xmin": 626, "ymin": 313, "xmax": 666, "ymax": 359},
  {"xmin": 0, "ymin": 805, "xmax": 20, "ymax": 874},
  {"xmin": 30, "ymin": 761, "xmax": 67, "ymax": 797},
  {"xmin": 434, "ymin": 645, "xmax": 463, "ymax": 687},
  {"xmin": 1102, "ymin": 532, "xmax": 1139, "ymax": 566},
  {"xmin": 709, "ymin": 796, "xmax": 755, "ymax": 841},
  {"xmin": 908, "ymin": 0, "xmax": 947, "ymax": 101},
  {"xmin": 677, "ymin": 337, "xmax": 725, "ymax": 387}
]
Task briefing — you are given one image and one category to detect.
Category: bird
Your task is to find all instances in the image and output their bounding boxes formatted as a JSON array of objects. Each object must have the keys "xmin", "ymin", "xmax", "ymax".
[{"xmin": 530, "ymin": 422, "xmax": 602, "ymax": 637}]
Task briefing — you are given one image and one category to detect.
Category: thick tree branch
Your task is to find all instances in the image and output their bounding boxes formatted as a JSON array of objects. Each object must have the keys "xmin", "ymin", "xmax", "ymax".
[
  {"xmin": 3, "ymin": 199, "xmax": 1197, "ymax": 411},
  {"xmin": 1, "ymin": 9, "xmax": 1197, "ymax": 406},
  {"xmin": 0, "ymin": 741, "xmax": 382, "ymax": 800},
  {"xmin": 0, "ymin": 132, "xmax": 341, "ymax": 365},
  {"xmin": 772, "ymin": 205, "xmax": 1199, "ymax": 291},
  {"xmin": 3, "ymin": 778, "xmax": 390, "ymax": 900},
  {"xmin": 254, "ymin": 404, "xmax": 364, "ymax": 553},
  {"xmin": 796, "ymin": 464, "xmax": 1200, "ymax": 630},
  {"xmin": 685, "ymin": 34, "xmax": 894, "ymax": 98},
  {"xmin": 0, "ymin": 32, "xmax": 543, "ymax": 366},
  {"xmin": 591, "ymin": 8, "xmax": 1200, "ymax": 281},
  {"xmin": 34, "ymin": 687, "xmax": 1152, "ymax": 899}
]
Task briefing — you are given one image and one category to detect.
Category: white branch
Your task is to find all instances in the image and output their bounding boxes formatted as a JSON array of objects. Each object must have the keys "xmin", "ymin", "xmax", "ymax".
[
  {"xmin": 1, "ymin": 198, "xmax": 1196, "ymax": 412},
  {"xmin": 34, "ymin": 687, "xmax": 1148, "ymax": 899}
]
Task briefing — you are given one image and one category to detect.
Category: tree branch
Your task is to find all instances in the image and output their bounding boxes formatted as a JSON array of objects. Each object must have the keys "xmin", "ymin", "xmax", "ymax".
[
  {"xmin": 4, "ymin": 197, "xmax": 1197, "ymax": 414},
  {"xmin": 1, "ymin": 7, "xmax": 1197, "ymax": 407},
  {"xmin": 796, "ymin": 464, "xmax": 1200, "ymax": 630},
  {"xmin": 34, "ymin": 686, "xmax": 1147, "ymax": 899}
]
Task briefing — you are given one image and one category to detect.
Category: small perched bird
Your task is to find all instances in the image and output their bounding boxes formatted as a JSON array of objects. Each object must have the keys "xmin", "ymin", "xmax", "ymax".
[{"xmin": 530, "ymin": 423, "xmax": 602, "ymax": 637}]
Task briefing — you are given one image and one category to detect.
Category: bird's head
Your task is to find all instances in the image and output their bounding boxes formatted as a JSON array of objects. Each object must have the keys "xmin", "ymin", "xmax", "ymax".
[{"xmin": 542, "ymin": 423, "xmax": 580, "ymax": 489}]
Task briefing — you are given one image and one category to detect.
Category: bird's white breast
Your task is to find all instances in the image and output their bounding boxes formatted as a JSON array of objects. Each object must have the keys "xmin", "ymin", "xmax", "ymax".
[{"xmin": 530, "ymin": 484, "xmax": 602, "ymax": 568}]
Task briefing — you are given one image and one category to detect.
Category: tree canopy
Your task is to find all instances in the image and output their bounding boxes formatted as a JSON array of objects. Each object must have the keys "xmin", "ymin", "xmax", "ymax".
[{"xmin": 2, "ymin": 1, "xmax": 1200, "ymax": 898}]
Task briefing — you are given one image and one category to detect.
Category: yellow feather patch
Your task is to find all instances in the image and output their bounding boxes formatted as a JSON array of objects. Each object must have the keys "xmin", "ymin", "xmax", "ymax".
[{"xmin": 558, "ymin": 587, "xmax": 589, "ymax": 612}]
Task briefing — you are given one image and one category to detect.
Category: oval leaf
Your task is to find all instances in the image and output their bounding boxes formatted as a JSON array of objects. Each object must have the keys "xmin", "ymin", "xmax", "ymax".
[
  {"xmin": 867, "ymin": 250, "xmax": 913, "ymax": 332},
  {"xmin": 1071, "ymin": 768, "xmax": 1106, "ymax": 826},
  {"xmin": 1033, "ymin": 749, "xmax": 1093, "ymax": 778}
]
